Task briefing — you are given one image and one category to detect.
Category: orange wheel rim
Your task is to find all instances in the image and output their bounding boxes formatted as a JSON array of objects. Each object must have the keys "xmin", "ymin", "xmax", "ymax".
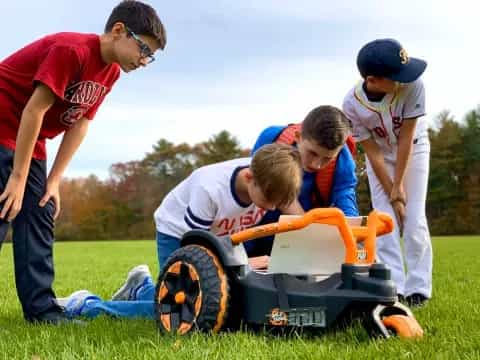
[{"xmin": 157, "ymin": 261, "xmax": 202, "ymax": 334}]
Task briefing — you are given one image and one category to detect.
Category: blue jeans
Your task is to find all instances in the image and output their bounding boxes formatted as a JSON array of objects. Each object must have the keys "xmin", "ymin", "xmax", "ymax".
[
  {"xmin": 0, "ymin": 145, "xmax": 62, "ymax": 321},
  {"xmin": 71, "ymin": 276, "xmax": 156, "ymax": 319},
  {"xmin": 67, "ymin": 231, "xmax": 181, "ymax": 319},
  {"xmin": 156, "ymin": 231, "xmax": 181, "ymax": 270}
]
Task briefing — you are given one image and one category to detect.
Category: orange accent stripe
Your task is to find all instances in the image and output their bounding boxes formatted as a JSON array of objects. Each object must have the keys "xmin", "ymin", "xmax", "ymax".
[
  {"xmin": 346, "ymin": 136, "xmax": 356, "ymax": 157},
  {"xmin": 199, "ymin": 246, "xmax": 228, "ymax": 333},
  {"xmin": 158, "ymin": 284, "xmax": 168, "ymax": 302},
  {"xmin": 276, "ymin": 123, "xmax": 301, "ymax": 144},
  {"xmin": 168, "ymin": 262, "xmax": 182, "ymax": 275},
  {"xmin": 189, "ymin": 266, "xmax": 199, "ymax": 281},
  {"xmin": 194, "ymin": 293, "xmax": 202, "ymax": 317},
  {"xmin": 382, "ymin": 315, "xmax": 424, "ymax": 338},
  {"xmin": 177, "ymin": 321, "xmax": 193, "ymax": 335},
  {"xmin": 161, "ymin": 314, "xmax": 171, "ymax": 332}
]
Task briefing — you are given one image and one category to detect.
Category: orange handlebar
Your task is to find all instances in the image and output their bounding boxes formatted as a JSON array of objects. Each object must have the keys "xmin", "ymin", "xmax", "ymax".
[
  {"xmin": 231, "ymin": 208, "xmax": 345, "ymax": 244},
  {"xmin": 230, "ymin": 208, "xmax": 394, "ymax": 265}
]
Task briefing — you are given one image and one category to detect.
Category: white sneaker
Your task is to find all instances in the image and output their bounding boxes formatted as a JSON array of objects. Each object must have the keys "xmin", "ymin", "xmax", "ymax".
[
  {"xmin": 111, "ymin": 264, "xmax": 152, "ymax": 301},
  {"xmin": 56, "ymin": 290, "xmax": 99, "ymax": 317}
]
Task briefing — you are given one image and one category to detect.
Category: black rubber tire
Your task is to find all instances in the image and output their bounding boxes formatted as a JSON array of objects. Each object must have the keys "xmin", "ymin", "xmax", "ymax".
[{"xmin": 155, "ymin": 244, "xmax": 230, "ymax": 334}]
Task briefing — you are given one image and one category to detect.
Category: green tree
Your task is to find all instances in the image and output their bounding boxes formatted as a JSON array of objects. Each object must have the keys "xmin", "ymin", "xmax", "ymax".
[
  {"xmin": 457, "ymin": 108, "xmax": 480, "ymax": 233},
  {"xmin": 194, "ymin": 130, "xmax": 248, "ymax": 167},
  {"xmin": 427, "ymin": 111, "xmax": 465, "ymax": 234}
]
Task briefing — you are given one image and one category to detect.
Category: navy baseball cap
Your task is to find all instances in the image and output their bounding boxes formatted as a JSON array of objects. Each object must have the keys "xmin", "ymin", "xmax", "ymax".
[{"xmin": 357, "ymin": 39, "xmax": 427, "ymax": 83}]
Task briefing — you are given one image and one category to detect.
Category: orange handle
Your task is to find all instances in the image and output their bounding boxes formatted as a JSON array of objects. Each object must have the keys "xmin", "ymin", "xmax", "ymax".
[
  {"xmin": 231, "ymin": 208, "xmax": 346, "ymax": 244},
  {"xmin": 231, "ymin": 208, "xmax": 394, "ymax": 265},
  {"xmin": 351, "ymin": 211, "xmax": 393, "ymax": 264}
]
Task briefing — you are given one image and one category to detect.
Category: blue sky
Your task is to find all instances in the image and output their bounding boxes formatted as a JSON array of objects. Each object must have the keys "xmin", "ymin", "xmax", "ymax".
[{"xmin": 1, "ymin": 1, "xmax": 478, "ymax": 178}]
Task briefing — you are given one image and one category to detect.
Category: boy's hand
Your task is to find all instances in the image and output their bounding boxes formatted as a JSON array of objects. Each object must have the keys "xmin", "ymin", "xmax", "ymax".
[
  {"xmin": 0, "ymin": 173, "xmax": 27, "ymax": 222},
  {"xmin": 248, "ymin": 256, "xmax": 270, "ymax": 270},
  {"xmin": 390, "ymin": 185, "xmax": 406, "ymax": 205},
  {"xmin": 391, "ymin": 200, "xmax": 406, "ymax": 234},
  {"xmin": 390, "ymin": 185, "xmax": 406, "ymax": 233},
  {"xmin": 39, "ymin": 179, "xmax": 61, "ymax": 220}
]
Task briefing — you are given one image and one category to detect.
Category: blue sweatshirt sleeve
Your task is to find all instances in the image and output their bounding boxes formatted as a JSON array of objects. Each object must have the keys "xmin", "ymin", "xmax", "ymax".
[
  {"xmin": 330, "ymin": 146, "xmax": 359, "ymax": 216},
  {"xmin": 251, "ymin": 126, "xmax": 286, "ymax": 155}
]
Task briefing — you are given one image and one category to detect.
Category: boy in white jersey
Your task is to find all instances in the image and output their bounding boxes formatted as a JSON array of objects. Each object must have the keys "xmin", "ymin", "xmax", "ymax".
[
  {"xmin": 153, "ymin": 142, "xmax": 302, "ymax": 269},
  {"xmin": 57, "ymin": 143, "xmax": 302, "ymax": 319},
  {"xmin": 342, "ymin": 39, "xmax": 431, "ymax": 307}
]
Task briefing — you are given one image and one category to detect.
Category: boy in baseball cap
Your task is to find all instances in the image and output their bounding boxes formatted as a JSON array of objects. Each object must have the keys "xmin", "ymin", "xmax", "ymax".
[{"xmin": 342, "ymin": 39, "xmax": 431, "ymax": 307}]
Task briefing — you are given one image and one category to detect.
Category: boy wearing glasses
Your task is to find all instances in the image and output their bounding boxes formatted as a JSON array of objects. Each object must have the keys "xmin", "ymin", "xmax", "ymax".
[{"xmin": 0, "ymin": 0, "xmax": 166, "ymax": 324}]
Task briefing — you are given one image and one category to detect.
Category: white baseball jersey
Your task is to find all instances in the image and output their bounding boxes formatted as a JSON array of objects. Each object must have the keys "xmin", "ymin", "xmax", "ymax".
[
  {"xmin": 154, "ymin": 158, "xmax": 266, "ymax": 239},
  {"xmin": 342, "ymin": 79, "xmax": 427, "ymax": 160},
  {"xmin": 343, "ymin": 78, "xmax": 432, "ymax": 298}
]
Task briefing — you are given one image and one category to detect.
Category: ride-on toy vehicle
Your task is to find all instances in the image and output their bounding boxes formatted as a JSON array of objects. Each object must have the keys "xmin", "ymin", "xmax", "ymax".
[{"xmin": 155, "ymin": 208, "xmax": 423, "ymax": 338}]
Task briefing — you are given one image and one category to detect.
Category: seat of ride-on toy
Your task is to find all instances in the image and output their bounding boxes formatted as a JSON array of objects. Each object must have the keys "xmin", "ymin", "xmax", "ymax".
[{"xmin": 267, "ymin": 215, "xmax": 365, "ymax": 278}]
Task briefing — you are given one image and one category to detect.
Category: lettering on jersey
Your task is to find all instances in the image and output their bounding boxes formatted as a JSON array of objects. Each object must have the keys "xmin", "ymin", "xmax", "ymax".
[
  {"xmin": 392, "ymin": 116, "xmax": 403, "ymax": 137},
  {"xmin": 216, "ymin": 208, "xmax": 266, "ymax": 237},
  {"xmin": 399, "ymin": 48, "xmax": 409, "ymax": 64},
  {"xmin": 60, "ymin": 81, "xmax": 108, "ymax": 126},
  {"xmin": 373, "ymin": 127, "xmax": 387, "ymax": 138},
  {"xmin": 64, "ymin": 81, "xmax": 108, "ymax": 106}
]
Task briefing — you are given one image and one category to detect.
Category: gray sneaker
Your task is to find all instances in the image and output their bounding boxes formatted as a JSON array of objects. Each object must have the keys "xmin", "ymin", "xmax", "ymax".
[
  {"xmin": 56, "ymin": 289, "xmax": 99, "ymax": 319},
  {"xmin": 111, "ymin": 264, "xmax": 152, "ymax": 301}
]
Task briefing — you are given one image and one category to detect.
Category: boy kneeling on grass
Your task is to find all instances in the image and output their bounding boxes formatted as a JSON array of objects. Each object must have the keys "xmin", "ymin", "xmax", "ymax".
[{"xmin": 57, "ymin": 143, "xmax": 303, "ymax": 319}]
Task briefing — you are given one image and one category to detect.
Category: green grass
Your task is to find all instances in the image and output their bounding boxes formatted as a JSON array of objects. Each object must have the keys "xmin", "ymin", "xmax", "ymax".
[{"xmin": 0, "ymin": 237, "xmax": 479, "ymax": 359}]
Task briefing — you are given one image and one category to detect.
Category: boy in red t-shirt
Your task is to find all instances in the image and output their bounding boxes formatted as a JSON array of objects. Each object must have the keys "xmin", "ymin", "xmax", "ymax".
[{"xmin": 0, "ymin": 0, "xmax": 166, "ymax": 324}]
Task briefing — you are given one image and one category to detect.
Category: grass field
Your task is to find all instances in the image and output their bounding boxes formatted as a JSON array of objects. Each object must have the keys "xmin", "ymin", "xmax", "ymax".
[{"xmin": 0, "ymin": 236, "xmax": 479, "ymax": 359}]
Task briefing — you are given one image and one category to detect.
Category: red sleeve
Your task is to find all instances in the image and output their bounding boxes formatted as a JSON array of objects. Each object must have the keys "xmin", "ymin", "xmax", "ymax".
[{"xmin": 33, "ymin": 45, "xmax": 81, "ymax": 99}]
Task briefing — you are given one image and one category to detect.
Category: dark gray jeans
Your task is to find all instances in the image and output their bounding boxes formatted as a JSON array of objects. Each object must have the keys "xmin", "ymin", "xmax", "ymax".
[{"xmin": 0, "ymin": 145, "xmax": 61, "ymax": 321}]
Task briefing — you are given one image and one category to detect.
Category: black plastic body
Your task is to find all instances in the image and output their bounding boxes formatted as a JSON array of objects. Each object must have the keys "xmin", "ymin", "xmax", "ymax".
[{"xmin": 179, "ymin": 229, "xmax": 403, "ymax": 333}]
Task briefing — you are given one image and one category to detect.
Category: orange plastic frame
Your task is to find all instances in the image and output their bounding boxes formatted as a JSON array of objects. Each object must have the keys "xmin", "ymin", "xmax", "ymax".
[{"xmin": 230, "ymin": 208, "xmax": 393, "ymax": 265}]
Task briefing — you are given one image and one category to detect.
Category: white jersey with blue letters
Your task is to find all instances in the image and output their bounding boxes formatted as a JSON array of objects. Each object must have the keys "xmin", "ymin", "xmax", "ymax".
[
  {"xmin": 154, "ymin": 158, "xmax": 265, "ymax": 239},
  {"xmin": 342, "ymin": 79, "xmax": 432, "ymax": 299}
]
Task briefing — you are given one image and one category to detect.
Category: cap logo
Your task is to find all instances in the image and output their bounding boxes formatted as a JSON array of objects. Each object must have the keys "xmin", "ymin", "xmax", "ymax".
[{"xmin": 399, "ymin": 48, "xmax": 409, "ymax": 64}]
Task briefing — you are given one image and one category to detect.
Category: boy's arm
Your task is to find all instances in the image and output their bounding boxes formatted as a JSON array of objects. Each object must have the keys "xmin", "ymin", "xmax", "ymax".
[
  {"xmin": 361, "ymin": 137, "xmax": 406, "ymax": 230},
  {"xmin": 392, "ymin": 79, "xmax": 425, "ymax": 205},
  {"xmin": 332, "ymin": 189, "xmax": 358, "ymax": 217},
  {"xmin": 330, "ymin": 147, "xmax": 359, "ymax": 216},
  {"xmin": 389, "ymin": 118, "xmax": 417, "ymax": 230},
  {"xmin": 0, "ymin": 84, "xmax": 55, "ymax": 221},
  {"xmin": 392, "ymin": 118, "xmax": 417, "ymax": 202},
  {"xmin": 39, "ymin": 117, "xmax": 90, "ymax": 219},
  {"xmin": 389, "ymin": 80, "xmax": 425, "ymax": 229},
  {"xmin": 360, "ymin": 138, "xmax": 394, "ymax": 196},
  {"xmin": 249, "ymin": 256, "xmax": 269, "ymax": 270}
]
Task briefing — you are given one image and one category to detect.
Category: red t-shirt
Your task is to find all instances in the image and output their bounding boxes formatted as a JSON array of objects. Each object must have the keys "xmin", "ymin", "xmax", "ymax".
[{"xmin": 0, "ymin": 32, "xmax": 121, "ymax": 160}]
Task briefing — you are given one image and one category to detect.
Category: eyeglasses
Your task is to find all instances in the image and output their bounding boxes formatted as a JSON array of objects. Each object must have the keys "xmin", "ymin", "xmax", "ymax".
[{"xmin": 125, "ymin": 27, "xmax": 155, "ymax": 64}]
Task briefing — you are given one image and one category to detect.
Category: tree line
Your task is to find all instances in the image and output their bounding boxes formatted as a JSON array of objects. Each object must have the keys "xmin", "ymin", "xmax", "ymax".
[{"xmin": 48, "ymin": 107, "xmax": 480, "ymax": 240}]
